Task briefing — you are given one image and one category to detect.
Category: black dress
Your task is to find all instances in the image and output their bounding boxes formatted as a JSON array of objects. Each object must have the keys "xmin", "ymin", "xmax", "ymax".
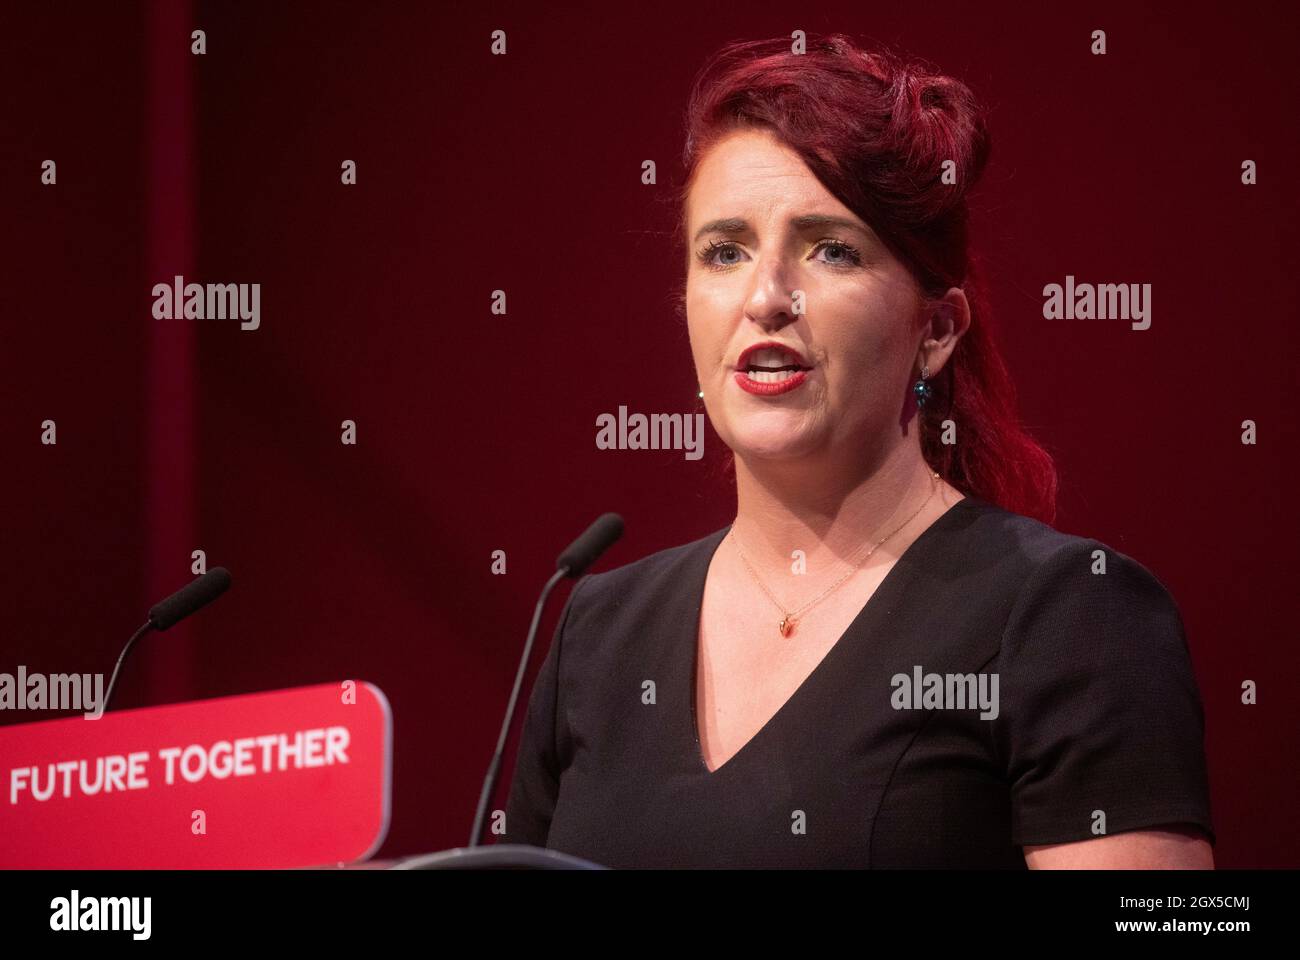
[{"xmin": 503, "ymin": 496, "xmax": 1215, "ymax": 868}]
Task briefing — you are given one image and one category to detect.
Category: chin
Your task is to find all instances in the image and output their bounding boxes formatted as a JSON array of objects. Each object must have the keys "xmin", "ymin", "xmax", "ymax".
[{"xmin": 730, "ymin": 429, "xmax": 819, "ymax": 462}]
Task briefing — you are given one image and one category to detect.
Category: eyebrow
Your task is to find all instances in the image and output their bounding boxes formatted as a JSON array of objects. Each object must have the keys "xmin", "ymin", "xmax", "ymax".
[{"xmin": 692, "ymin": 214, "xmax": 871, "ymax": 243}]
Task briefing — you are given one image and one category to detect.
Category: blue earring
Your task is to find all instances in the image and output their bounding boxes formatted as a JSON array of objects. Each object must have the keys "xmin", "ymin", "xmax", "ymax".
[{"xmin": 913, "ymin": 363, "xmax": 932, "ymax": 409}]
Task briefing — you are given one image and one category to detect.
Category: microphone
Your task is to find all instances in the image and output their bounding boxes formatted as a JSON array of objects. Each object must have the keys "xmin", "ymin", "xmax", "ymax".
[
  {"xmin": 96, "ymin": 567, "xmax": 233, "ymax": 718},
  {"xmin": 556, "ymin": 512, "xmax": 624, "ymax": 578},
  {"xmin": 469, "ymin": 515, "xmax": 624, "ymax": 847},
  {"xmin": 148, "ymin": 566, "xmax": 232, "ymax": 630}
]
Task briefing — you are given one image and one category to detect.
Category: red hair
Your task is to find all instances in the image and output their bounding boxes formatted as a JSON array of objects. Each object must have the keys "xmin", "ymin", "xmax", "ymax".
[{"xmin": 673, "ymin": 34, "xmax": 1058, "ymax": 524}]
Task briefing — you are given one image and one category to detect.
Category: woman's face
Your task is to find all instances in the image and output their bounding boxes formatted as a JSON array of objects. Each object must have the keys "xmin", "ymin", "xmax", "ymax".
[{"xmin": 684, "ymin": 127, "xmax": 928, "ymax": 467}]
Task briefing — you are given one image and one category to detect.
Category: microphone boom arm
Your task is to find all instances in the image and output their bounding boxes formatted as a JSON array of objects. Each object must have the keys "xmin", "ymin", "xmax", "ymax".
[{"xmin": 468, "ymin": 566, "xmax": 570, "ymax": 847}]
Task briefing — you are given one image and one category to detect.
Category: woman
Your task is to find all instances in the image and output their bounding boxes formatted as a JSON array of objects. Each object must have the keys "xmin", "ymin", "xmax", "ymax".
[{"xmin": 504, "ymin": 34, "xmax": 1214, "ymax": 868}]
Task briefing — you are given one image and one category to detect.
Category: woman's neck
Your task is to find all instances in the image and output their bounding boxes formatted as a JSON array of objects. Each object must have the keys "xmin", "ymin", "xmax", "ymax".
[{"xmin": 729, "ymin": 440, "xmax": 940, "ymax": 576}]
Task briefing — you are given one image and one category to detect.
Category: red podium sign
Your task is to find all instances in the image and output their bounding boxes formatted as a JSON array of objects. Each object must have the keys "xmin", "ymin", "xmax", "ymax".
[{"xmin": 0, "ymin": 681, "xmax": 391, "ymax": 868}]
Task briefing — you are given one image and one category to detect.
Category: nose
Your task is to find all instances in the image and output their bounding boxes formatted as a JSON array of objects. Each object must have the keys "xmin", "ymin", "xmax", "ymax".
[{"xmin": 742, "ymin": 254, "xmax": 798, "ymax": 333}]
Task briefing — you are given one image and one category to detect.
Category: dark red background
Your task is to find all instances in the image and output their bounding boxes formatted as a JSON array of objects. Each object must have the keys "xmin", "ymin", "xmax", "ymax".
[{"xmin": 4, "ymin": 1, "xmax": 1297, "ymax": 867}]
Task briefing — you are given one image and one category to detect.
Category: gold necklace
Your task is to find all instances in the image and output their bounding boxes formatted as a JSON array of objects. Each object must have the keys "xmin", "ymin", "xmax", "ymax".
[{"xmin": 729, "ymin": 471, "xmax": 940, "ymax": 638}]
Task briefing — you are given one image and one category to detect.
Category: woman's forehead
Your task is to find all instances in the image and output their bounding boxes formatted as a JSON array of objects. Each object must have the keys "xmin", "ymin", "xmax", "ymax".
[
  {"xmin": 685, "ymin": 131, "xmax": 865, "ymax": 231},
  {"xmin": 690, "ymin": 130, "xmax": 811, "ymax": 196}
]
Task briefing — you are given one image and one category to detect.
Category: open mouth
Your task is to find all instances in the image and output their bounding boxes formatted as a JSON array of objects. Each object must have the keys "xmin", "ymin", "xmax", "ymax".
[
  {"xmin": 734, "ymin": 343, "xmax": 813, "ymax": 395},
  {"xmin": 742, "ymin": 366, "xmax": 806, "ymax": 384},
  {"xmin": 737, "ymin": 344, "xmax": 813, "ymax": 383}
]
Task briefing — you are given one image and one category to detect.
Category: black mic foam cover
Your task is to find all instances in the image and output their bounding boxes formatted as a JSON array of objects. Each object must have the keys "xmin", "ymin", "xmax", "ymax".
[
  {"xmin": 556, "ymin": 514, "xmax": 624, "ymax": 578},
  {"xmin": 148, "ymin": 567, "xmax": 232, "ymax": 631}
]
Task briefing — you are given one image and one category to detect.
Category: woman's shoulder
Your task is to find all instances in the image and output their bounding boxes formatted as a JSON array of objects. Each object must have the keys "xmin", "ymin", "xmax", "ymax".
[
  {"xmin": 562, "ymin": 500, "xmax": 1186, "ymax": 639},
  {"xmin": 950, "ymin": 499, "xmax": 1195, "ymax": 704},
  {"xmin": 953, "ymin": 496, "xmax": 1181, "ymax": 613},
  {"xmin": 955, "ymin": 494, "xmax": 1107, "ymax": 563},
  {"xmin": 971, "ymin": 502, "xmax": 1213, "ymax": 846}
]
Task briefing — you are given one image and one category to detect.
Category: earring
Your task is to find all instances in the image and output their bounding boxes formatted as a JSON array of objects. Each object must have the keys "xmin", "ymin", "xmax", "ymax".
[
  {"xmin": 696, "ymin": 384, "xmax": 704, "ymax": 399},
  {"xmin": 913, "ymin": 363, "xmax": 932, "ymax": 409}
]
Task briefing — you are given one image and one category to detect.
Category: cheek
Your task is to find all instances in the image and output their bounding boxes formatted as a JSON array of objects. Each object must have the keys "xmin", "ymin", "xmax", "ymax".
[
  {"xmin": 685, "ymin": 291, "xmax": 729, "ymax": 364},
  {"xmin": 823, "ymin": 316, "xmax": 910, "ymax": 407}
]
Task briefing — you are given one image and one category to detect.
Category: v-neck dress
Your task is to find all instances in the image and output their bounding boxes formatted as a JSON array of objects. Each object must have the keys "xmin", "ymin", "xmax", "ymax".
[{"xmin": 502, "ymin": 496, "xmax": 1215, "ymax": 868}]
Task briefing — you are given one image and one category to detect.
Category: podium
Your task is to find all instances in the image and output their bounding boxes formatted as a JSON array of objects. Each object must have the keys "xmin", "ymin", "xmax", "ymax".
[
  {"xmin": 0, "ymin": 682, "xmax": 392, "ymax": 869},
  {"xmin": 1, "ymin": 679, "xmax": 607, "ymax": 870}
]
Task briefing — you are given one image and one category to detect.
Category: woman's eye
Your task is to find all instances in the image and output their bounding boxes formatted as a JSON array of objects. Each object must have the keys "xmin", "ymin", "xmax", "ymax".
[
  {"xmin": 695, "ymin": 239, "xmax": 863, "ymax": 269},
  {"xmin": 814, "ymin": 240, "xmax": 863, "ymax": 266},
  {"xmin": 697, "ymin": 240, "xmax": 744, "ymax": 268}
]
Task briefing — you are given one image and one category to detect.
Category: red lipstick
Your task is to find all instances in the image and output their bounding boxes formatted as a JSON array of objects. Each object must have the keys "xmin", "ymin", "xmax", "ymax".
[
  {"xmin": 734, "ymin": 369, "xmax": 809, "ymax": 396},
  {"xmin": 733, "ymin": 341, "xmax": 813, "ymax": 397}
]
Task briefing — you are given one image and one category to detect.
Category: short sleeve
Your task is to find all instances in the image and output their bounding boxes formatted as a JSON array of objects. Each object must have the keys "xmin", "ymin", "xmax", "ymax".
[
  {"xmin": 994, "ymin": 539, "xmax": 1215, "ymax": 848},
  {"xmin": 502, "ymin": 575, "xmax": 588, "ymax": 847}
]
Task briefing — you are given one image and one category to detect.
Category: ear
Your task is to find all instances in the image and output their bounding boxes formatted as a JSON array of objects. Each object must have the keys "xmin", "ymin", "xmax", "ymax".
[{"xmin": 915, "ymin": 287, "xmax": 971, "ymax": 375}]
